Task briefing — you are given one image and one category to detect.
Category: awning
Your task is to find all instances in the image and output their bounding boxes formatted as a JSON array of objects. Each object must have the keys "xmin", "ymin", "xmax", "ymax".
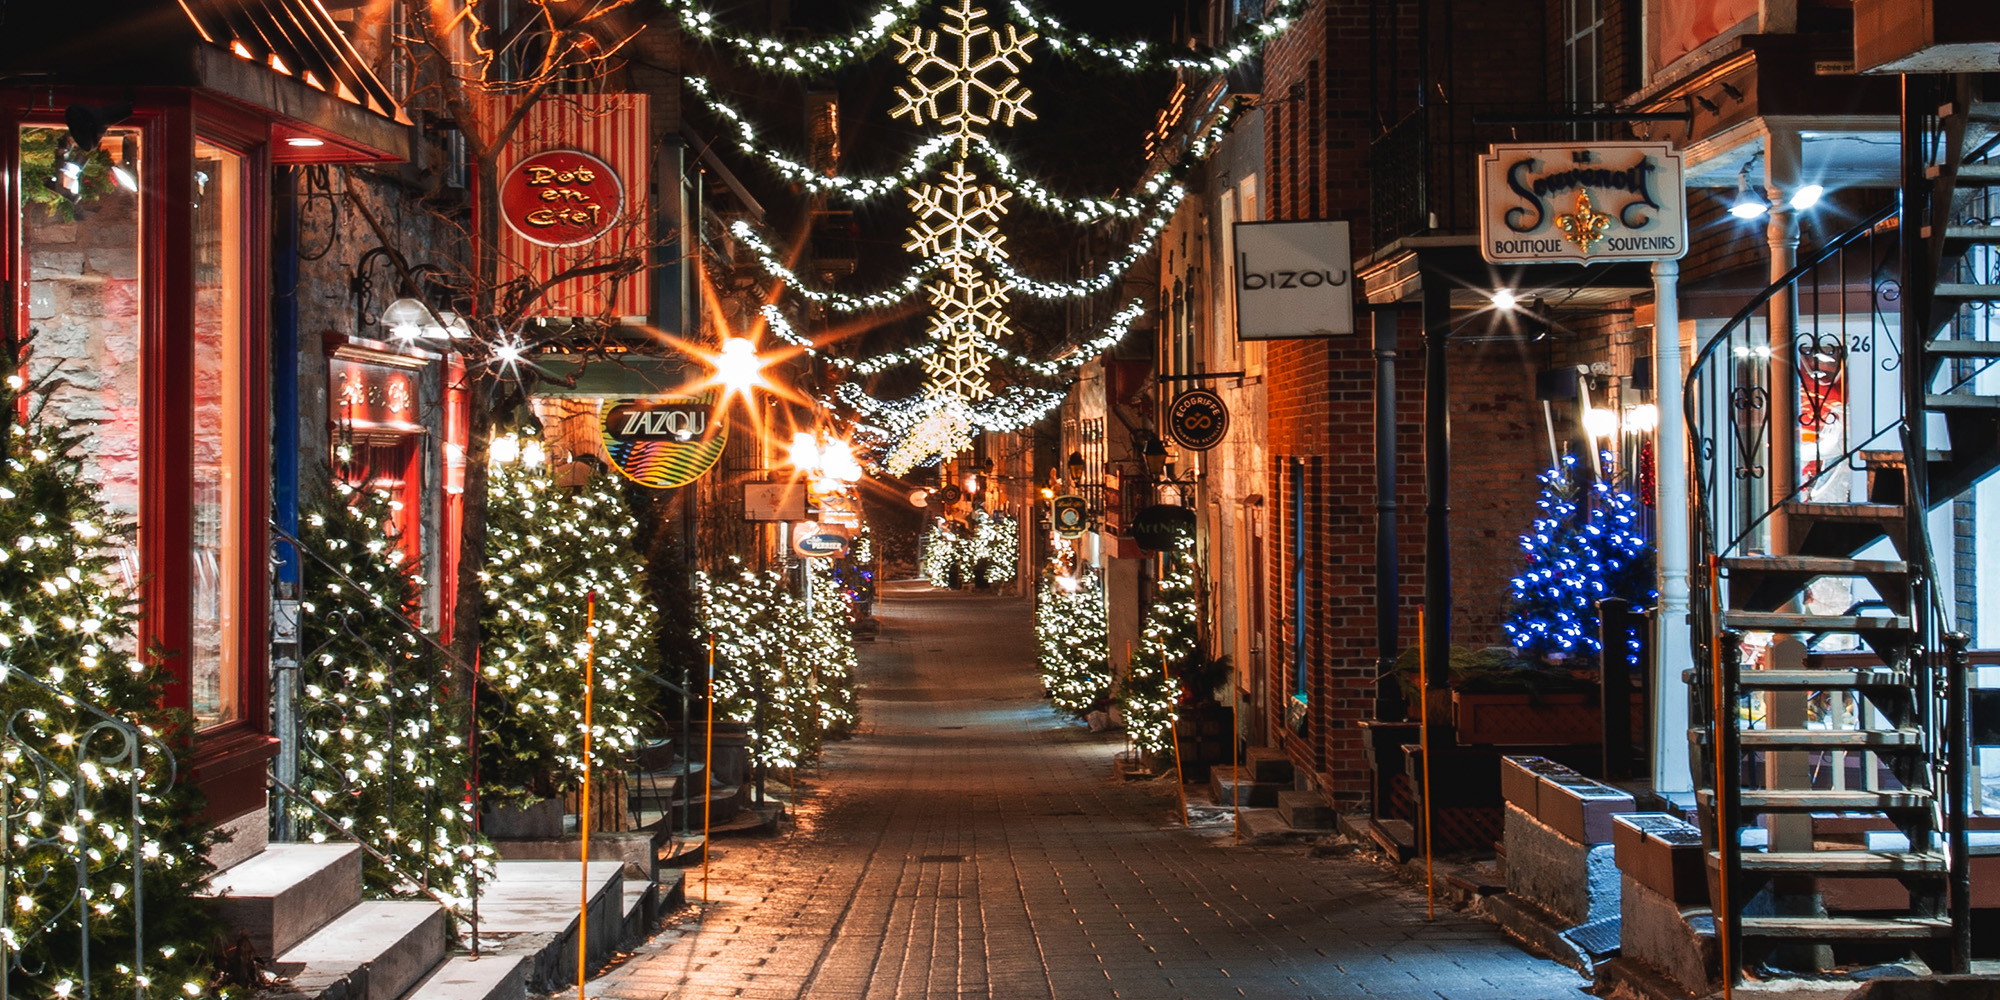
[{"xmin": 527, "ymin": 354, "xmax": 700, "ymax": 399}]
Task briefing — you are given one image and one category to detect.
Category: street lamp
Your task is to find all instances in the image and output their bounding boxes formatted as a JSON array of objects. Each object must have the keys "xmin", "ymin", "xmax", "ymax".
[
  {"xmin": 1142, "ymin": 434, "xmax": 1196, "ymax": 503},
  {"xmin": 1066, "ymin": 451, "xmax": 1085, "ymax": 485}
]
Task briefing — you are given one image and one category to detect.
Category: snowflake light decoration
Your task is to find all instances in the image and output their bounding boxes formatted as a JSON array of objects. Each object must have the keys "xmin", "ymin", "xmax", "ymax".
[{"xmin": 888, "ymin": 0, "xmax": 1037, "ymax": 469}]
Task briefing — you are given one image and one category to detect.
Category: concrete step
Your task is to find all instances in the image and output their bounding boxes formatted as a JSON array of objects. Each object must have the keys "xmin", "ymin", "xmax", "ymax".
[
  {"xmin": 466, "ymin": 861, "xmax": 628, "ymax": 994},
  {"xmin": 205, "ymin": 843, "xmax": 363, "ymax": 959},
  {"xmin": 1209, "ymin": 766, "xmax": 1284, "ymax": 807},
  {"xmin": 1242, "ymin": 746, "xmax": 1294, "ymax": 784},
  {"xmin": 1276, "ymin": 789, "xmax": 1336, "ymax": 830},
  {"xmin": 400, "ymin": 954, "xmax": 529, "ymax": 1000},
  {"xmin": 1236, "ymin": 807, "xmax": 1311, "ymax": 844},
  {"xmin": 274, "ymin": 900, "xmax": 449, "ymax": 1000}
]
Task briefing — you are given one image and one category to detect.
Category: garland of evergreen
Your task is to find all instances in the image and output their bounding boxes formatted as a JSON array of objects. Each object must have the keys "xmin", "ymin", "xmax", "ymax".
[
  {"xmin": 0, "ymin": 339, "xmax": 225, "ymax": 996},
  {"xmin": 477, "ymin": 432, "xmax": 656, "ymax": 807},
  {"xmin": 1500, "ymin": 454, "xmax": 1656, "ymax": 662},
  {"xmin": 1035, "ymin": 569, "xmax": 1109, "ymax": 717},
  {"xmin": 293, "ymin": 478, "xmax": 490, "ymax": 896},
  {"xmin": 1122, "ymin": 535, "xmax": 1198, "ymax": 760}
]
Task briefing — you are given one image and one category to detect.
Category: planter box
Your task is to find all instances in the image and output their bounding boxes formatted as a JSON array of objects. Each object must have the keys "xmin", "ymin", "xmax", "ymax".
[{"xmin": 1454, "ymin": 692, "xmax": 1599, "ymax": 745}]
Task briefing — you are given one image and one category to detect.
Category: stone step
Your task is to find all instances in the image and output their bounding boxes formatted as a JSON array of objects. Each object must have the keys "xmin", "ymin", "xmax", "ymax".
[
  {"xmin": 1739, "ymin": 914, "xmax": 1952, "ymax": 939},
  {"xmin": 1276, "ymin": 789, "xmax": 1336, "ymax": 830},
  {"xmin": 1209, "ymin": 765, "xmax": 1283, "ymax": 807},
  {"xmin": 273, "ymin": 900, "xmax": 449, "ymax": 1000},
  {"xmin": 1242, "ymin": 746, "xmax": 1294, "ymax": 784},
  {"xmin": 466, "ymin": 861, "xmax": 628, "ymax": 993},
  {"xmin": 400, "ymin": 954, "xmax": 529, "ymax": 1000},
  {"xmin": 1236, "ymin": 807, "xmax": 1309, "ymax": 844},
  {"xmin": 205, "ymin": 842, "xmax": 363, "ymax": 960}
]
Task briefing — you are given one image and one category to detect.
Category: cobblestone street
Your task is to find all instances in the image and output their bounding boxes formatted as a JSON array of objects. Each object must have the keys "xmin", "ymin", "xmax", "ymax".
[{"xmin": 592, "ymin": 582, "xmax": 1593, "ymax": 1000}]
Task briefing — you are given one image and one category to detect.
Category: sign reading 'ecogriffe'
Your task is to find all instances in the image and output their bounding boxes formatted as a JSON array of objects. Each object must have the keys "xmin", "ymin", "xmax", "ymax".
[
  {"xmin": 1232, "ymin": 219, "xmax": 1354, "ymax": 340},
  {"xmin": 1478, "ymin": 141, "xmax": 1687, "ymax": 265}
]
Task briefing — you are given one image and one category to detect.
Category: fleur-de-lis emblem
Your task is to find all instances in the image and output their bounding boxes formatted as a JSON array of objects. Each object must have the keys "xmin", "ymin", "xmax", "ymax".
[{"xmin": 1555, "ymin": 189, "xmax": 1612, "ymax": 253}]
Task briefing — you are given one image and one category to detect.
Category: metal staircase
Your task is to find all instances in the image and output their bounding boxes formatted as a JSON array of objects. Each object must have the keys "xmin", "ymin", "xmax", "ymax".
[{"xmin": 1685, "ymin": 75, "xmax": 2000, "ymax": 980}]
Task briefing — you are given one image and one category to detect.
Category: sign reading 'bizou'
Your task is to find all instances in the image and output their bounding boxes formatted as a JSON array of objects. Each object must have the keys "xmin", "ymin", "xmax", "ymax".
[
  {"xmin": 1478, "ymin": 142, "xmax": 1686, "ymax": 265},
  {"xmin": 1232, "ymin": 219, "xmax": 1354, "ymax": 339}
]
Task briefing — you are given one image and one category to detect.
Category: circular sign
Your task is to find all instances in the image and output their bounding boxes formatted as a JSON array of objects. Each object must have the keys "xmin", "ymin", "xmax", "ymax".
[
  {"xmin": 936, "ymin": 485, "xmax": 964, "ymax": 505},
  {"xmin": 501, "ymin": 149, "xmax": 624, "ymax": 248},
  {"xmin": 793, "ymin": 523, "xmax": 851, "ymax": 559},
  {"xmin": 1167, "ymin": 389, "xmax": 1230, "ymax": 451},
  {"xmin": 908, "ymin": 489, "xmax": 931, "ymax": 509},
  {"xmin": 1051, "ymin": 494, "xmax": 1087, "ymax": 539},
  {"xmin": 1130, "ymin": 503, "xmax": 1196, "ymax": 552},
  {"xmin": 600, "ymin": 394, "xmax": 727, "ymax": 489}
]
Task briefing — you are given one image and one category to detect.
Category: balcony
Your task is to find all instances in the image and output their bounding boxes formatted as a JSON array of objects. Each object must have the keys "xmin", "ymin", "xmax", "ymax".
[{"xmin": 1367, "ymin": 103, "xmax": 1587, "ymax": 252}]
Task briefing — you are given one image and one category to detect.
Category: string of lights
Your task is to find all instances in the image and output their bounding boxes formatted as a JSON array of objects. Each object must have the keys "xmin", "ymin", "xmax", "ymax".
[
  {"xmin": 665, "ymin": 0, "xmax": 923, "ymax": 74},
  {"xmin": 1008, "ymin": 0, "xmax": 1307, "ymax": 73}
]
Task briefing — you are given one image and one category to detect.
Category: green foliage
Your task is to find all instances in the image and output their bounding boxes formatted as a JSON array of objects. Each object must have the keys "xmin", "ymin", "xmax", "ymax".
[
  {"xmin": 21, "ymin": 127, "xmax": 118, "ymax": 223},
  {"xmin": 1121, "ymin": 536, "xmax": 1199, "ymax": 760},
  {"xmin": 0, "ymin": 339, "xmax": 226, "ymax": 997},
  {"xmin": 1035, "ymin": 569, "xmax": 1109, "ymax": 717},
  {"xmin": 694, "ymin": 561, "xmax": 860, "ymax": 766},
  {"xmin": 294, "ymin": 479, "xmax": 491, "ymax": 896},
  {"xmin": 477, "ymin": 432, "xmax": 657, "ymax": 807}
]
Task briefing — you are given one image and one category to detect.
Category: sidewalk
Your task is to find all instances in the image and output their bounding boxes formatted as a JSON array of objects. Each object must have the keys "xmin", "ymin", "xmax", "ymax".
[{"xmin": 584, "ymin": 580, "xmax": 1592, "ymax": 1000}]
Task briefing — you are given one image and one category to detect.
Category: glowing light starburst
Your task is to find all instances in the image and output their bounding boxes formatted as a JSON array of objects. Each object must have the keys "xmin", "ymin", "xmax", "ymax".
[{"xmin": 886, "ymin": 0, "xmax": 1037, "ymax": 469}]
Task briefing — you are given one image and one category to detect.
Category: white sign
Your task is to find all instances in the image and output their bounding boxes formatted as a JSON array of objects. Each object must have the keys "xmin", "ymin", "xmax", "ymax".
[
  {"xmin": 1478, "ymin": 141, "xmax": 1687, "ymax": 265},
  {"xmin": 1232, "ymin": 220, "xmax": 1354, "ymax": 340}
]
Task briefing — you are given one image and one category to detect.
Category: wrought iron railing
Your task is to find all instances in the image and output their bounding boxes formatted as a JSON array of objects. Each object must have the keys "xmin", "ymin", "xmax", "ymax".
[
  {"xmin": 1, "ymin": 664, "xmax": 172, "ymax": 999},
  {"xmin": 1367, "ymin": 103, "xmax": 1608, "ymax": 249}
]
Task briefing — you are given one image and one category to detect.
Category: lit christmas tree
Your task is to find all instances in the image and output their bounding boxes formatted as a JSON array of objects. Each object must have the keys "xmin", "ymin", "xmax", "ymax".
[
  {"xmin": 920, "ymin": 518, "xmax": 964, "ymax": 588},
  {"xmin": 1122, "ymin": 535, "xmax": 1199, "ymax": 760},
  {"xmin": 1501, "ymin": 453, "xmax": 1656, "ymax": 661},
  {"xmin": 694, "ymin": 561, "xmax": 859, "ymax": 766},
  {"xmin": 476, "ymin": 430, "xmax": 655, "ymax": 807},
  {"xmin": 968, "ymin": 510, "xmax": 1019, "ymax": 586},
  {"xmin": 0, "ymin": 341, "xmax": 222, "ymax": 997},
  {"xmin": 1036, "ymin": 568, "xmax": 1109, "ymax": 717},
  {"xmin": 294, "ymin": 477, "xmax": 490, "ymax": 896}
]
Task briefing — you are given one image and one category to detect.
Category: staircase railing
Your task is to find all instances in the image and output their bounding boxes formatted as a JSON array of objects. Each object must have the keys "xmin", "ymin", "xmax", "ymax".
[{"xmin": 1, "ymin": 663, "xmax": 174, "ymax": 1000}]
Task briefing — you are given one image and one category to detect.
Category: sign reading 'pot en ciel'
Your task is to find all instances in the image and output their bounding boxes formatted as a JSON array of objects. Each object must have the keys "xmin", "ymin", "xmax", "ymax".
[
  {"xmin": 1478, "ymin": 142, "xmax": 1687, "ymax": 265},
  {"xmin": 501, "ymin": 149, "xmax": 625, "ymax": 248},
  {"xmin": 1231, "ymin": 219, "xmax": 1354, "ymax": 339}
]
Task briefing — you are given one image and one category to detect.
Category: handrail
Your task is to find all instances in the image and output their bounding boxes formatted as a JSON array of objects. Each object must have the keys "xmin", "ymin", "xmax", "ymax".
[
  {"xmin": 266, "ymin": 775, "xmax": 477, "ymax": 926},
  {"xmin": 1684, "ymin": 201, "xmax": 1900, "ymax": 562}
]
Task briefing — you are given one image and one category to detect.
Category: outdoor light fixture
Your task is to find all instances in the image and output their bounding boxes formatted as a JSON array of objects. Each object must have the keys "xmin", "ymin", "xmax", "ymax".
[
  {"xmin": 489, "ymin": 435, "xmax": 522, "ymax": 463},
  {"xmin": 380, "ymin": 296, "xmax": 430, "ymax": 341},
  {"xmin": 710, "ymin": 337, "xmax": 769, "ymax": 398},
  {"xmin": 285, "ymin": 136, "xmax": 326, "ymax": 148},
  {"xmin": 1491, "ymin": 289, "xmax": 1520, "ymax": 311},
  {"xmin": 1583, "ymin": 407, "xmax": 1621, "ymax": 439},
  {"xmin": 1142, "ymin": 435, "xmax": 1170, "ymax": 481},
  {"xmin": 1789, "ymin": 183, "xmax": 1825, "ymax": 211},
  {"xmin": 1066, "ymin": 451, "xmax": 1085, "ymax": 484},
  {"xmin": 1623, "ymin": 403, "xmax": 1659, "ymax": 434},
  {"xmin": 1730, "ymin": 162, "xmax": 1771, "ymax": 220}
]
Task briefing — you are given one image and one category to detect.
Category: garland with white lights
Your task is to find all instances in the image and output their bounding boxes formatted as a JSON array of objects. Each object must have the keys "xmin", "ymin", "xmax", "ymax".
[
  {"xmin": 1036, "ymin": 568, "xmax": 1109, "ymax": 717},
  {"xmin": 293, "ymin": 480, "xmax": 493, "ymax": 898},
  {"xmin": 694, "ymin": 562, "xmax": 859, "ymax": 767},
  {"xmin": 665, "ymin": 0, "xmax": 1304, "ymax": 76},
  {"xmin": 1, "ymin": 347, "xmax": 225, "ymax": 998},
  {"xmin": 1500, "ymin": 454, "xmax": 1657, "ymax": 661},
  {"xmin": 476, "ymin": 431, "xmax": 655, "ymax": 807},
  {"xmin": 1122, "ymin": 534, "xmax": 1198, "ymax": 761}
]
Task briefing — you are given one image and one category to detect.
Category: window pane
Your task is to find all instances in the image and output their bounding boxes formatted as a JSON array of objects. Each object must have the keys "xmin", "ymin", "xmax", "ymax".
[
  {"xmin": 191, "ymin": 141, "xmax": 245, "ymax": 730},
  {"xmin": 20, "ymin": 124, "xmax": 145, "ymax": 599}
]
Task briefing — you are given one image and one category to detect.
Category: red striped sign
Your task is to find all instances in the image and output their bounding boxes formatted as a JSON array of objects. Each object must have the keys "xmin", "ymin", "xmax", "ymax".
[{"xmin": 486, "ymin": 93, "xmax": 651, "ymax": 321}]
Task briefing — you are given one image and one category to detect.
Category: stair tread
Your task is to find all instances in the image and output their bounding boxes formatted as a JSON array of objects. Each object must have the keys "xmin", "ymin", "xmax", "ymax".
[
  {"xmin": 1942, "ymin": 225, "xmax": 2000, "ymax": 242},
  {"xmin": 1728, "ymin": 850, "xmax": 1947, "ymax": 874},
  {"xmin": 1734, "ymin": 667, "xmax": 1908, "ymax": 689},
  {"xmin": 1932, "ymin": 282, "xmax": 2000, "ymax": 298},
  {"xmin": 1736, "ymin": 728, "xmax": 1922, "ymax": 748},
  {"xmin": 1925, "ymin": 393, "xmax": 2000, "ymax": 410},
  {"xmin": 1721, "ymin": 555, "xmax": 1908, "ymax": 574},
  {"xmin": 1723, "ymin": 788, "xmax": 1931, "ymax": 809},
  {"xmin": 1739, "ymin": 915, "xmax": 1953, "ymax": 938},
  {"xmin": 1780, "ymin": 501, "xmax": 1906, "ymax": 521},
  {"xmin": 277, "ymin": 900, "xmax": 446, "ymax": 962},
  {"xmin": 1927, "ymin": 339, "xmax": 2000, "ymax": 357},
  {"xmin": 275, "ymin": 900, "xmax": 449, "ymax": 1000},
  {"xmin": 401, "ymin": 954, "xmax": 529, "ymax": 1000},
  {"xmin": 207, "ymin": 842, "xmax": 361, "ymax": 895},
  {"xmin": 1721, "ymin": 611, "xmax": 1912, "ymax": 633}
]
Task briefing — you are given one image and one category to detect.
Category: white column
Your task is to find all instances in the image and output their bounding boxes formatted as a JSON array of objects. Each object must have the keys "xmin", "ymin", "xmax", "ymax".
[{"xmin": 1652, "ymin": 258, "xmax": 1693, "ymax": 795}]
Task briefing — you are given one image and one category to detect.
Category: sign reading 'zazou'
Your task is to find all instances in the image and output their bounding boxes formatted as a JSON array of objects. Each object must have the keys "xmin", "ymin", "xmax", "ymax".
[
  {"xmin": 1478, "ymin": 141, "xmax": 1687, "ymax": 265},
  {"xmin": 1232, "ymin": 220, "xmax": 1354, "ymax": 340}
]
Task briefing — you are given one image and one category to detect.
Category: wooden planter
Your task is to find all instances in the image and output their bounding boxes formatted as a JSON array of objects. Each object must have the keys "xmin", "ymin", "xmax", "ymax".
[{"xmin": 1452, "ymin": 692, "xmax": 1600, "ymax": 745}]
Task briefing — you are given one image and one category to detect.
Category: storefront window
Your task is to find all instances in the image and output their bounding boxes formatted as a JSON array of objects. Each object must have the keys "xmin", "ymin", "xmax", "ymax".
[
  {"xmin": 191, "ymin": 140, "xmax": 245, "ymax": 729},
  {"xmin": 20, "ymin": 123, "xmax": 145, "ymax": 607}
]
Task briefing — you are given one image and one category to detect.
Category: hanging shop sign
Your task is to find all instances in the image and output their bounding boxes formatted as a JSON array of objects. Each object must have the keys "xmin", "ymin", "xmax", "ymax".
[
  {"xmin": 502, "ymin": 149, "xmax": 624, "ymax": 248},
  {"xmin": 1167, "ymin": 389, "xmax": 1230, "ymax": 451},
  {"xmin": 1052, "ymin": 494, "xmax": 1088, "ymax": 539},
  {"xmin": 1130, "ymin": 504, "xmax": 1196, "ymax": 552},
  {"xmin": 330, "ymin": 356, "xmax": 424, "ymax": 435},
  {"xmin": 1477, "ymin": 141, "xmax": 1687, "ymax": 265},
  {"xmin": 792, "ymin": 522, "xmax": 852, "ymax": 559},
  {"xmin": 489, "ymin": 93, "xmax": 651, "ymax": 320},
  {"xmin": 908, "ymin": 488, "xmax": 931, "ymax": 509},
  {"xmin": 745, "ymin": 482, "xmax": 807, "ymax": 521},
  {"xmin": 1232, "ymin": 219, "xmax": 1354, "ymax": 340},
  {"xmin": 599, "ymin": 394, "xmax": 726, "ymax": 489},
  {"xmin": 816, "ymin": 492, "xmax": 864, "ymax": 530}
]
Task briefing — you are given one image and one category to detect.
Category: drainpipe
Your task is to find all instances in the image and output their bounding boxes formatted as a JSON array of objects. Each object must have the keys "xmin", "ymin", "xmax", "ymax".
[
  {"xmin": 271, "ymin": 167, "xmax": 304, "ymax": 840},
  {"xmin": 1373, "ymin": 307, "xmax": 1404, "ymax": 720},
  {"xmin": 1421, "ymin": 272, "xmax": 1451, "ymax": 695}
]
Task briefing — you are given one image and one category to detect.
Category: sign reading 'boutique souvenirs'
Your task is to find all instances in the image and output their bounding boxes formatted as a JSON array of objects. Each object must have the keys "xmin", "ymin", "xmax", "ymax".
[
  {"xmin": 502, "ymin": 149, "xmax": 625, "ymax": 248},
  {"xmin": 1232, "ymin": 219, "xmax": 1354, "ymax": 340},
  {"xmin": 1478, "ymin": 142, "xmax": 1687, "ymax": 265}
]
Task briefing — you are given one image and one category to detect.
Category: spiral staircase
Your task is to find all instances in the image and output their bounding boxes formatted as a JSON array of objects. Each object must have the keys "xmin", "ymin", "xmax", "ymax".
[{"xmin": 1686, "ymin": 75, "xmax": 2000, "ymax": 979}]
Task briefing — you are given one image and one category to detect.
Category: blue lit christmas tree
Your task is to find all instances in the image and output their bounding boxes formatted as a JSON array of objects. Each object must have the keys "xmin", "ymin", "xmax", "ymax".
[{"xmin": 1501, "ymin": 453, "xmax": 1656, "ymax": 662}]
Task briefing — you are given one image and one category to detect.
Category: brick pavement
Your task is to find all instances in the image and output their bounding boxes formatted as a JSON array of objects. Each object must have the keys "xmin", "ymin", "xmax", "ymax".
[{"xmin": 590, "ymin": 582, "xmax": 1591, "ymax": 1000}]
